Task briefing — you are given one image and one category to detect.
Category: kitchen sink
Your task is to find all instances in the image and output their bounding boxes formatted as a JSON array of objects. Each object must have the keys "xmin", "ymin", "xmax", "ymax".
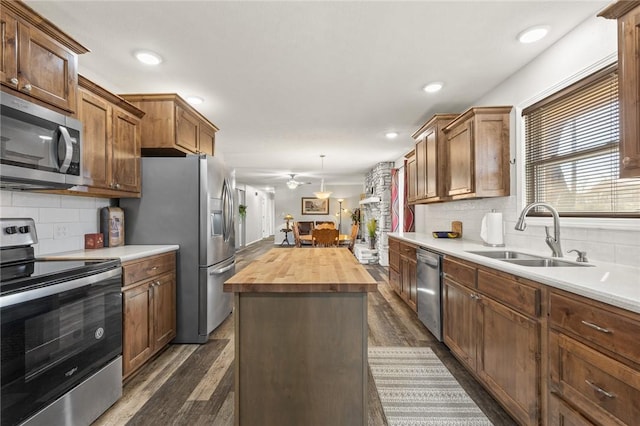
[
  {"xmin": 501, "ymin": 258, "xmax": 593, "ymax": 267},
  {"xmin": 466, "ymin": 250, "xmax": 593, "ymax": 267},
  {"xmin": 466, "ymin": 250, "xmax": 544, "ymax": 260}
]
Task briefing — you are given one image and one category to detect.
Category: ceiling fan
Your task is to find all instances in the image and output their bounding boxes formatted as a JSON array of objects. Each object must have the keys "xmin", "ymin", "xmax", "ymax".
[{"xmin": 286, "ymin": 174, "xmax": 312, "ymax": 189}]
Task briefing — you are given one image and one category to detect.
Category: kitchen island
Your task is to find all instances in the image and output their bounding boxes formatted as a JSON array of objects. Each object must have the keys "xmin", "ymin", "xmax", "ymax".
[{"xmin": 224, "ymin": 248, "xmax": 377, "ymax": 426}]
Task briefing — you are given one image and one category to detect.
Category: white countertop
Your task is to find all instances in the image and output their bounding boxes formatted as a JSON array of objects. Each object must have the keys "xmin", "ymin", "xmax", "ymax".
[
  {"xmin": 41, "ymin": 245, "xmax": 179, "ymax": 263},
  {"xmin": 389, "ymin": 232, "xmax": 640, "ymax": 314}
]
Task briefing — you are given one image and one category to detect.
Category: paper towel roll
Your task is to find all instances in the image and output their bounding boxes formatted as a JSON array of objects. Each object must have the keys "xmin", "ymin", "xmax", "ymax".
[{"xmin": 480, "ymin": 211, "xmax": 504, "ymax": 246}]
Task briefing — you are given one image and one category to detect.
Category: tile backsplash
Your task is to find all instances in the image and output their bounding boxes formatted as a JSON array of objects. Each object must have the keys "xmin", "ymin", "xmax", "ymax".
[
  {"xmin": 415, "ymin": 195, "xmax": 640, "ymax": 267},
  {"xmin": 0, "ymin": 190, "xmax": 114, "ymax": 255}
]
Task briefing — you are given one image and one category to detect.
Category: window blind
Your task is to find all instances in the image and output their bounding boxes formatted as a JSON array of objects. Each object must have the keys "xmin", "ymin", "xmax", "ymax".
[{"xmin": 522, "ymin": 64, "xmax": 640, "ymax": 218}]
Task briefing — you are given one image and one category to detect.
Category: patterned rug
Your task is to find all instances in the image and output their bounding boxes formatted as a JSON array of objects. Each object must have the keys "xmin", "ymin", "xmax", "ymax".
[{"xmin": 368, "ymin": 346, "xmax": 493, "ymax": 426}]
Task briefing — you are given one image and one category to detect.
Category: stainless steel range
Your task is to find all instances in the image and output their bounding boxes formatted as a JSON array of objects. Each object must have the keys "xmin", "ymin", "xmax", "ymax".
[{"xmin": 0, "ymin": 218, "xmax": 123, "ymax": 426}]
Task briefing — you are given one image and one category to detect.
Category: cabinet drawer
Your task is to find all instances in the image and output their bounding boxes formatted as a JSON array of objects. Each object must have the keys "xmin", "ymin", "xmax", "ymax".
[
  {"xmin": 388, "ymin": 238, "xmax": 399, "ymax": 251},
  {"xmin": 477, "ymin": 269, "xmax": 540, "ymax": 318},
  {"xmin": 443, "ymin": 257, "xmax": 476, "ymax": 288},
  {"xmin": 551, "ymin": 333, "xmax": 640, "ymax": 426},
  {"xmin": 550, "ymin": 292, "xmax": 640, "ymax": 365},
  {"xmin": 123, "ymin": 252, "xmax": 176, "ymax": 286},
  {"xmin": 548, "ymin": 393, "xmax": 595, "ymax": 426},
  {"xmin": 399, "ymin": 242, "xmax": 416, "ymax": 259}
]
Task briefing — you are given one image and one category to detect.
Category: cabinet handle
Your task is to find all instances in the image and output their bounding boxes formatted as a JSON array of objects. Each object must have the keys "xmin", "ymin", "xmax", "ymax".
[
  {"xmin": 23, "ymin": 83, "xmax": 32, "ymax": 92},
  {"xmin": 622, "ymin": 156, "xmax": 631, "ymax": 166},
  {"xmin": 585, "ymin": 380, "xmax": 615, "ymax": 399},
  {"xmin": 581, "ymin": 320, "xmax": 612, "ymax": 334},
  {"xmin": 151, "ymin": 266, "xmax": 158, "ymax": 271},
  {"xmin": 115, "ymin": 183, "xmax": 120, "ymax": 189},
  {"xmin": 9, "ymin": 77, "xmax": 18, "ymax": 85}
]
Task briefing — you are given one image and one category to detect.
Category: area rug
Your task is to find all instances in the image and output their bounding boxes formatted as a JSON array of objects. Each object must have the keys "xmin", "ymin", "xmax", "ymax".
[{"xmin": 368, "ymin": 346, "xmax": 493, "ymax": 426}]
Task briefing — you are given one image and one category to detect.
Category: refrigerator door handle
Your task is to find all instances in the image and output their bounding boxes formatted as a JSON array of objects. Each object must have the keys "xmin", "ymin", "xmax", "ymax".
[{"xmin": 209, "ymin": 264, "xmax": 234, "ymax": 275}]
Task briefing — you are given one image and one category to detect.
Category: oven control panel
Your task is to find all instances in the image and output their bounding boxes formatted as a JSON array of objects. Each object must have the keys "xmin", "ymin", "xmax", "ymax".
[{"xmin": 0, "ymin": 218, "xmax": 38, "ymax": 248}]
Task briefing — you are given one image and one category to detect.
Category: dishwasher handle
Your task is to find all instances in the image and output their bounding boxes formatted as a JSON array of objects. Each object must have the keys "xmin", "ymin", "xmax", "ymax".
[{"xmin": 417, "ymin": 250, "xmax": 440, "ymax": 268}]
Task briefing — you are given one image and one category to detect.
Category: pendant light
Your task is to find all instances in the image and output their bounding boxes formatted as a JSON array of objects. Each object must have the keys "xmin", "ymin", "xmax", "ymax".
[{"xmin": 314, "ymin": 154, "xmax": 332, "ymax": 199}]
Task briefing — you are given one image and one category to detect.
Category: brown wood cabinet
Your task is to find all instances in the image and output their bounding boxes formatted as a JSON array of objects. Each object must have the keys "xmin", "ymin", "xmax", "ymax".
[
  {"xmin": 442, "ymin": 256, "xmax": 542, "ymax": 425},
  {"xmin": 388, "ymin": 237, "xmax": 417, "ymax": 311},
  {"xmin": 0, "ymin": 1, "xmax": 88, "ymax": 113},
  {"xmin": 405, "ymin": 150, "xmax": 417, "ymax": 203},
  {"xmin": 443, "ymin": 106, "xmax": 512, "ymax": 200},
  {"xmin": 77, "ymin": 76, "xmax": 144, "ymax": 197},
  {"xmin": 120, "ymin": 93, "xmax": 218, "ymax": 156},
  {"xmin": 548, "ymin": 289, "xmax": 640, "ymax": 425},
  {"xmin": 411, "ymin": 114, "xmax": 458, "ymax": 203},
  {"xmin": 599, "ymin": 2, "xmax": 640, "ymax": 178},
  {"xmin": 122, "ymin": 251, "xmax": 177, "ymax": 380}
]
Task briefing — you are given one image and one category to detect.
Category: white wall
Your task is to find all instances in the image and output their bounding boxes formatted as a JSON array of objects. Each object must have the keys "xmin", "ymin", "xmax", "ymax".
[
  {"xmin": 413, "ymin": 16, "xmax": 640, "ymax": 266},
  {"xmin": 238, "ymin": 184, "xmax": 274, "ymax": 247},
  {"xmin": 274, "ymin": 184, "xmax": 363, "ymax": 244},
  {"xmin": 0, "ymin": 190, "xmax": 113, "ymax": 255}
]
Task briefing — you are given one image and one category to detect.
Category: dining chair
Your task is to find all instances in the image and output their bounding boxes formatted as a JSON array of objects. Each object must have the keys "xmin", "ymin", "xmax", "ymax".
[
  {"xmin": 292, "ymin": 222, "xmax": 302, "ymax": 248},
  {"xmin": 348, "ymin": 223, "xmax": 359, "ymax": 252},
  {"xmin": 312, "ymin": 228, "xmax": 339, "ymax": 247},
  {"xmin": 315, "ymin": 222, "xmax": 335, "ymax": 230}
]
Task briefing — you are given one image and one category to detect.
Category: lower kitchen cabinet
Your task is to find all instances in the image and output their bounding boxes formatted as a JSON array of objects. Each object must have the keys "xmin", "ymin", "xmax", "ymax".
[
  {"xmin": 122, "ymin": 251, "xmax": 177, "ymax": 380},
  {"xmin": 388, "ymin": 237, "xmax": 417, "ymax": 311},
  {"xmin": 442, "ymin": 256, "xmax": 542, "ymax": 426},
  {"xmin": 548, "ymin": 289, "xmax": 640, "ymax": 425}
]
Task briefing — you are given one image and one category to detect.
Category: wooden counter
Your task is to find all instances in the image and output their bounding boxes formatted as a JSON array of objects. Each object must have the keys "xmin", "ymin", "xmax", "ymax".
[{"xmin": 224, "ymin": 248, "xmax": 376, "ymax": 426}]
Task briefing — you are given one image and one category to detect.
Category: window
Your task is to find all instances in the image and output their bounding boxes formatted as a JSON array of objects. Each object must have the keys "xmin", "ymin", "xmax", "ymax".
[{"xmin": 522, "ymin": 64, "xmax": 640, "ymax": 218}]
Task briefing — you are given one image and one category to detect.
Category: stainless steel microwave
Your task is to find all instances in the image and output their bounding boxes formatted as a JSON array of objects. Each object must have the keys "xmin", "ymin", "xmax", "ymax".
[{"xmin": 1, "ymin": 92, "xmax": 82, "ymax": 190}]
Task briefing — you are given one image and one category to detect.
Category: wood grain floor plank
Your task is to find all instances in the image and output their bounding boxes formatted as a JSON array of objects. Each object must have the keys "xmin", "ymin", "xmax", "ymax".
[{"xmin": 187, "ymin": 337, "xmax": 234, "ymax": 401}]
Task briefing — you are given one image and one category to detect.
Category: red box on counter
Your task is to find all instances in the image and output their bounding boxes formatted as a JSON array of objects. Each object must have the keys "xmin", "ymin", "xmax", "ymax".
[{"xmin": 84, "ymin": 233, "xmax": 104, "ymax": 249}]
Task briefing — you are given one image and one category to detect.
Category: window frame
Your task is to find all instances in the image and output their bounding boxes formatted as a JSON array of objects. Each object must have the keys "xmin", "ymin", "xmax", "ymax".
[{"xmin": 517, "ymin": 57, "xmax": 640, "ymax": 227}]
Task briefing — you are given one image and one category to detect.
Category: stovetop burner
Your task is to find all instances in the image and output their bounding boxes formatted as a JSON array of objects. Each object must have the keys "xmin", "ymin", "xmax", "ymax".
[{"xmin": 1, "ymin": 218, "xmax": 121, "ymax": 296}]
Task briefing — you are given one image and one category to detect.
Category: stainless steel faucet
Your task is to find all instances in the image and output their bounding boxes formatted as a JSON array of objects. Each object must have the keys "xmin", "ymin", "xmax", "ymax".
[{"xmin": 515, "ymin": 202, "xmax": 563, "ymax": 257}]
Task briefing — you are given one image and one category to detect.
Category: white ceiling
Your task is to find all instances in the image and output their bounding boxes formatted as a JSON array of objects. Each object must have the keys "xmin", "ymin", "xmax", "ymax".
[{"xmin": 26, "ymin": 0, "xmax": 607, "ymax": 192}]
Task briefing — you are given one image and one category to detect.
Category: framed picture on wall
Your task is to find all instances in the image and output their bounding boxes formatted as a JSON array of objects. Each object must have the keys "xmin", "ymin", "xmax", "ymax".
[{"xmin": 301, "ymin": 197, "xmax": 330, "ymax": 215}]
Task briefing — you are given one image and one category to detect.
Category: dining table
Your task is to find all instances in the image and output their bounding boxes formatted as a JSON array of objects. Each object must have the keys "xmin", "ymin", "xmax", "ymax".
[{"xmin": 299, "ymin": 233, "xmax": 351, "ymax": 244}]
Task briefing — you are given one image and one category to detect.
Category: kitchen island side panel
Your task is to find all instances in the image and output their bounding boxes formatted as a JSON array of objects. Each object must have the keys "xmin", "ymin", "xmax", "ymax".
[{"xmin": 234, "ymin": 292, "xmax": 368, "ymax": 426}]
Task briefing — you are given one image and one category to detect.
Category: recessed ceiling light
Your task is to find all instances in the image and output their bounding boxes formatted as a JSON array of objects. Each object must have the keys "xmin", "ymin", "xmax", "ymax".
[
  {"xmin": 186, "ymin": 96, "xmax": 204, "ymax": 105},
  {"xmin": 423, "ymin": 82, "xmax": 443, "ymax": 93},
  {"xmin": 385, "ymin": 132, "xmax": 399, "ymax": 139},
  {"xmin": 134, "ymin": 50, "xmax": 163, "ymax": 65},
  {"xmin": 517, "ymin": 25, "xmax": 549, "ymax": 44}
]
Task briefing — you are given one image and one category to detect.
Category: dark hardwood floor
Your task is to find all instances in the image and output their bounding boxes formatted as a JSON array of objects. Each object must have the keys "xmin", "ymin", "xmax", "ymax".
[{"xmin": 95, "ymin": 238, "xmax": 516, "ymax": 426}]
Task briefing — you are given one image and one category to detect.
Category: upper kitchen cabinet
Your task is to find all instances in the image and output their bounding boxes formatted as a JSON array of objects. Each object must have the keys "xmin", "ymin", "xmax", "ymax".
[
  {"xmin": 443, "ymin": 106, "xmax": 512, "ymax": 200},
  {"xmin": 77, "ymin": 76, "xmax": 145, "ymax": 197},
  {"xmin": 120, "ymin": 93, "xmax": 218, "ymax": 156},
  {"xmin": 405, "ymin": 149, "xmax": 417, "ymax": 203},
  {"xmin": 599, "ymin": 2, "xmax": 640, "ymax": 178},
  {"xmin": 411, "ymin": 114, "xmax": 458, "ymax": 203},
  {"xmin": 0, "ymin": 0, "xmax": 89, "ymax": 114}
]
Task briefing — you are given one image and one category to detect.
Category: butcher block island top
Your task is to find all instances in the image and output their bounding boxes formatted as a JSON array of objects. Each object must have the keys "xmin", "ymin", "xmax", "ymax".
[
  {"xmin": 224, "ymin": 247, "xmax": 377, "ymax": 293},
  {"xmin": 225, "ymin": 247, "xmax": 376, "ymax": 426}
]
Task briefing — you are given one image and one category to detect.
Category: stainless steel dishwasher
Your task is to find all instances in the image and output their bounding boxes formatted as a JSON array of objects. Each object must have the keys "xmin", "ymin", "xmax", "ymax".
[{"xmin": 416, "ymin": 248, "xmax": 443, "ymax": 341}]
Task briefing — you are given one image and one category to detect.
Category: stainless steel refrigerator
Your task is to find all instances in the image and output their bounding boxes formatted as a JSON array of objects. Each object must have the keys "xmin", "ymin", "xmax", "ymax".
[{"xmin": 121, "ymin": 155, "xmax": 235, "ymax": 344}]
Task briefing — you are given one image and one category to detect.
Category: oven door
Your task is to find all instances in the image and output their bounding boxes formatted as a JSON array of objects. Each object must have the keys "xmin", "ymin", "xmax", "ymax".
[{"xmin": 0, "ymin": 268, "xmax": 122, "ymax": 426}]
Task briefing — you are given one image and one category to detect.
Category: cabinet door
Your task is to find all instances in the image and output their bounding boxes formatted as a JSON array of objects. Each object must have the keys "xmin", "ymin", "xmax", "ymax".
[
  {"xmin": 123, "ymin": 283, "xmax": 153, "ymax": 378},
  {"xmin": 619, "ymin": 6, "xmax": 640, "ymax": 178},
  {"xmin": 111, "ymin": 109, "xmax": 140, "ymax": 193},
  {"xmin": 175, "ymin": 105, "xmax": 199, "ymax": 153},
  {"xmin": 406, "ymin": 155, "xmax": 417, "ymax": 202},
  {"xmin": 0, "ymin": 10, "xmax": 18, "ymax": 89},
  {"xmin": 447, "ymin": 120, "xmax": 473, "ymax": 196},
  {"xmin": 17, "ymin": 22, "xmax": 77, "ymax": 112},
  {"xmin": 415, "ymin": 137, "xmax": 427, "ymax": 200},
  {"xmin": 78, "ymin": 89, "xmax": 111, "ymax": 189},
  {"xmin": 477, "ymin": 295, "xmax": 540, "ymax": 426},
  {"xmin": 152, "ymin": 272, "xmax": 176, "ymax": 349},
  {"xmin": 425, "ymin": 128, "xmax": 438, "ymax": 198},
  {"xmin": 199, "ymin": 122, "xmax": 216, "ymax": 155},
  {"xmin": 443, "ymin": 278, "xmax": 476, "ymax": 370}
]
